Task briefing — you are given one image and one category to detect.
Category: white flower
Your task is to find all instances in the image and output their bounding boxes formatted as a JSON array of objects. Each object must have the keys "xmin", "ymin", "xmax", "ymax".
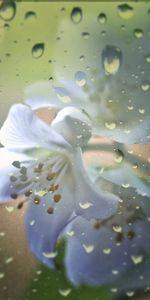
[{"xmin": 0, "ymin": 104, "xmax": 118, "ymax": 267}]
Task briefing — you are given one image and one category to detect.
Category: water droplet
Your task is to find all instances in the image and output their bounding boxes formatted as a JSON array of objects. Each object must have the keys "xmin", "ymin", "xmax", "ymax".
[
  {"xmin": 75, "ymin": 71, "xmax": 87, "ymax": 87},
  {"xmin": 126, "ymin": 291, "xmax": 135, "ymax": 297},
  {"xmin": 0, "ymin": 273, "xmax": 5, "ymax": 279},
  {"xmin": 54, "ymin": 87, "xmax": 71, "ymax": 103},
  {"xmin": 134, "ymin": 29, "xmax": 143, "ymax": 39},
  {"xmin": 83, "ymin": 244, "xmax": 95, "ymax": 253},
  {"xmin": 30, "ymin": 220, "xmax": 35, "ymax": 226},
  {"xmin": 0, "ymin": 1, "xmax": 16, "ymax": 21},
  {"xmin": 43, "ymin": 251, "xmax": 57, "ymax": 258},
  {"xmin": 71, "ymin": 7, "xmax": 82, "ymax": 24},
  {"xmin": 112, "ymin": 269, "xmax": 119, "ymax": 275},
  {"xmin": 117, "ymin": 4, "xmax": 134, "ymax": 19},
  {"xmin": 103, "ymin": 248, "xmax": 111, "ymax": 255},
  {"xmin": 82, "ymin": 32, "xmax": 90, "ymax": 39},
  {"xmin": 145, "ymin": 54, "xmax": 150, "ymax": 63},
  {"xmin": 25, "ymin": 11, "xmax": 36, "ymax": 20},
  {"xmin": 141, "ymin": 81, "xmax": 149, "ymax": 91},
  {"xmin": 67, "ymin": 230, "xmax": 75, "ymax": 237},
  {"xmin": 131, "ymin": 255, "xmax": 143, "ymax": 264},
  {"xmin": 5, "ymin": 257, "xmax": 13, "ymax": 264},
  {"xmin": 59, "ymin": 289, "xmax": 72, "ymax": 297},
  {"xmin": 79, "ymin": 202, "xmax": 93, "ymax": 209},
  {"xmin": 121, "ymin": 183, "xmax": 130, "ymax": 188},
  {"xmin": 102, "ymin": 45, "xmax": 122, "ymax": 75},
  {"xmin": 105, "ymin": 122, "xmax": 116, "ymax": 130},
  {"xmin": 97, "ymin": 13, "xmax": 107, "ymax": 24},
  {"xmin": 128, "ymin": 105, "xmax": 134, "ymax": 111},
  {"xmin": 114, "ymin": 149, "xmax": 124, "ymax": 163},
  {"xmin": 5, "ymin": 206, "xmax": 14, "ymax": 213},
  {"xmin": 113, "ymin": 225, "xmax": 123, "ymax": 233},
  {"xmin": 139, "ymin": 108, "xmax": 145, "ymax": 114},
  {"xmin": 32, "ymin": 43, "xmax": 44, "ymax": 58}
]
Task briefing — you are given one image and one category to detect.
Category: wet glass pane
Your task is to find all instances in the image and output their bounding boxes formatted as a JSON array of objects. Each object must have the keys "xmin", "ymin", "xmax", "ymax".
[{"xmin": 0, "ymin": 1, "xmax": 150, "ymax": 300}]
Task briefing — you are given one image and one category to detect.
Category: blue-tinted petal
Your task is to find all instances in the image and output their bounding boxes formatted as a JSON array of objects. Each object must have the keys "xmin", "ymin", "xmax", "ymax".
[
  {"xmin": 72, "ymin": 149, "xmax": 118, "ymax": 220},
  {"xmin": 0, "ymin": 104, "xmax": 71, "ymax": 151},
  {"xmin": 65, "ymin": 216, "xmax": 150, "ymax": 286},
  {"xmin": 26, "ymin": 174, "xmax": 75, "ymax": 268}
]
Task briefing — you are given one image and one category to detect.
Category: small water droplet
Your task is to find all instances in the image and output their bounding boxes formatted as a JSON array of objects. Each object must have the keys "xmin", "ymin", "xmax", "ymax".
[
  {"xmin": 83, "ymin": 244, "xmax": 95, "ymax": 253},
  {"xmin": 131, "ymin": 255, "xmax": 143, "ymax": 264},
  {"xmin": 97, "ymin": 13, "xmax": 107, "ymax": 24},
  {"xmin": 54, "ymin": 87, "xmax": 71, "ymax": 103},
  {"xmin": 71, "ymin": 7, "xmax": 82, "ymax": 24},
  {"xmin": 145, "ymin": 54, "xmax": 150, "ymax": 63},
  {"xmin": 43, "ymin": 251, "xmax": 57, "ymax": 258},
  {"xmin": 121, "ymin": 183, "xmax": 130, "ymax": 188},
  {"xmin": 59, "ymin": 289, "xmax": 72, "ymax": 297},
  {"xmin": 5, "ymin": 257, "xmax": 14, "ymax": 264},
  {"xmin": 25, "ymin": 11, "xmax": 36, "ymax": 20},
  {"xmin": 139, "ymin": 108, "xmax": 145, "ymax": 114},
  {"xmin": 141, "ymin": 81, "xmax": 149, "ymax": 91},
  {"xmin": 67, "ymin": 230, "xmax": 75, "ymax": 237},
  {"xmin": 102, "ymin": 45, "xmax": 122, "ymax": 75},
  {"xmin": 118, "ymin": 4, "xmax": 134, "ymax": 19},
  {"xmin": 134, "ymin": 29, "xmax": 143, "ymax": 39},
  {"xmin": 0, "ymin": 273, "xmax": 5, "ymax": 279},
  {"xmin": 0, "ymin": 1, "xmax": 16, "ymax": 21},
  {"xmin": 103, "ymin": 248, "xmax": 111, "ymax": 255},
  {"xmin": 75, "ymin": 71, "xmax": 87, "ymax": 87},
  {"xmin": 126, "ymin": 291, "xmax": 135, "ymax": 297},
  {"xmin": 79, "ymin": 202, "xmax": 93, "ymax": 209},
  {"xmin": 82, "ymin": 32, "xmax": 90, "ymax": 39},
  {"xmin": 105, "ymin": 122, "xmax": 116, "ymax": 130},
  {"xmin": 32, "ymin": 43, "xmax": 44, "ymax": 58},
  {"xmin": 113, "ymin": 225, "xmax": 123, "ymax": 233}
]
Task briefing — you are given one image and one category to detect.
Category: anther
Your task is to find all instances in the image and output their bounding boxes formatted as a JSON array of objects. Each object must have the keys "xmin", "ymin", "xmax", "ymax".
[
  {"xmin": 46, "ymin": 173, "xmax": 56, "ymax": 181},
  {"xmin": 34, "ymin": 197, "xmax": 40, "ymax": 205},
  {"xmin": 47, "ymin": 207, "xmax": 54, "ymax": 214},
  {"xmin": 53, "ymin": 194, "xmax": 61, "ymax": 203},
  {"xmin": 11, "ymin": 193, "xmax": 18, "ymax": 199},
  {"xmin": 17, "ymin": 202, "xmax": 24, "ymax": 209}
]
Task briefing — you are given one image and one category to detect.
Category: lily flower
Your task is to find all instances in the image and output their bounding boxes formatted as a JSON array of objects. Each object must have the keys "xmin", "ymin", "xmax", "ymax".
[{"xmin": 0, "ymin": 104, "xmax": 118, "ymax": 268}]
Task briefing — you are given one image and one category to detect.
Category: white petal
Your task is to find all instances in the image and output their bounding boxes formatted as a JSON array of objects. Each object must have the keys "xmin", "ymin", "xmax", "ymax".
[
  {"xmin": 97, "ymin": 162, "xmax": 150, "ymax": 197},
  {"xmin": 25, "ymin": 81, "xmax": 64, "ymax": 109},
  {"xmin": 0, "ymin": 104, "xmax": 71, "ymax": 151},
  {"xmin": 51, "ymin": 107, "xmax": 91, "ymax": 147},
  {"xmin": 72, "ymin": 149, "xmax": 118, "ymax": 220}
]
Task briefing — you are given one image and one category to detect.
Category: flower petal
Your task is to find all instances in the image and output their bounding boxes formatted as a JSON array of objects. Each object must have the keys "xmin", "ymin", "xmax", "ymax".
[
  {"xmin": 72, "ymin": 149, "xmax": 118, "ymax": 220},
  {"xmin": 51, "ymin": 107, "xmax": 91, "ymax": 147},
  {"xmin": 26, "ymin": 180, "xmax": 75, "ymax": 268},
  {"xmin": 25, "ymin": 81, "xmax": 64, "ymax": 110},
  {"xmin": 0, "ymin": 104, "xmax": 71, "ymax": 151},
  {"xmin": 96, "ymin": 162, "xmax": 150, "ymax": 198},
  {"xmin": 0, "ymin": 148, "xmax": 33, "ymax": 202},
  {"xmin": 65, "ymin": 216, "xmax": 150, "ymax": 287}
]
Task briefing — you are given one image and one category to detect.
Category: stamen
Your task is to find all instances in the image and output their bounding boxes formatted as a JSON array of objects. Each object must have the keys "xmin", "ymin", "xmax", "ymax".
[
  {"xmin": 17, "ymin": 202, "xmax": 24, "ymax": 209},
  {"xmin": 46, "ymin": 173, "xmax": 56, "ymax": 181},
  {"xmin": 34, "ymin": 197, "xmax": 40, "ymax": 205},
  {"xmin": 10, "ymin": 193, "xmax": 18, "ymax": 199},
  {"xmin": 12, "ymin": 161, "xmax": 21, "ymax": 168},
  {"xmin": 47, "ymin": 207, "xmax": 54, "ymax": 214},
  {"xmin": 53, "ymin": 194, "xmax": 61, "ymax": 203}
]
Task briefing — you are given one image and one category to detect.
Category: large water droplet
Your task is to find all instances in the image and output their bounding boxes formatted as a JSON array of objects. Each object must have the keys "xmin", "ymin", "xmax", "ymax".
[
  {"xmin": 131, "ymin": 255, "xmax": 143, "ymax": 264},
  {"xmin": 75, "ymin": 71, "xmax": 87, "ymax": 87},
  {"xmin": 71, "ymin": 7, "xmax": 82, "ymax": 24},
  {"xmin": 117, "ymin": 3, "xmax": 134, "ymax": 19},
  {"xmin": 32, "ymin": 43, "xmax": 44, "ymax": 58},
  {"xmin": 141, "ymin": 81, "xmax": 149, "ymax": 91},
  {"xmin": 102, "ymin": 45, "xmax": 122, "ymax": 75},
  {"xmin": 54, "ymin": 87, "xmax": 71, "ymax": 103},
  {"xmin": 97, "ymin": 13, "xmax": 107, "ymax": 24},
  {"xmin": 0, "ymin": 1, "xmax": 16, "ymax": 21}
]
